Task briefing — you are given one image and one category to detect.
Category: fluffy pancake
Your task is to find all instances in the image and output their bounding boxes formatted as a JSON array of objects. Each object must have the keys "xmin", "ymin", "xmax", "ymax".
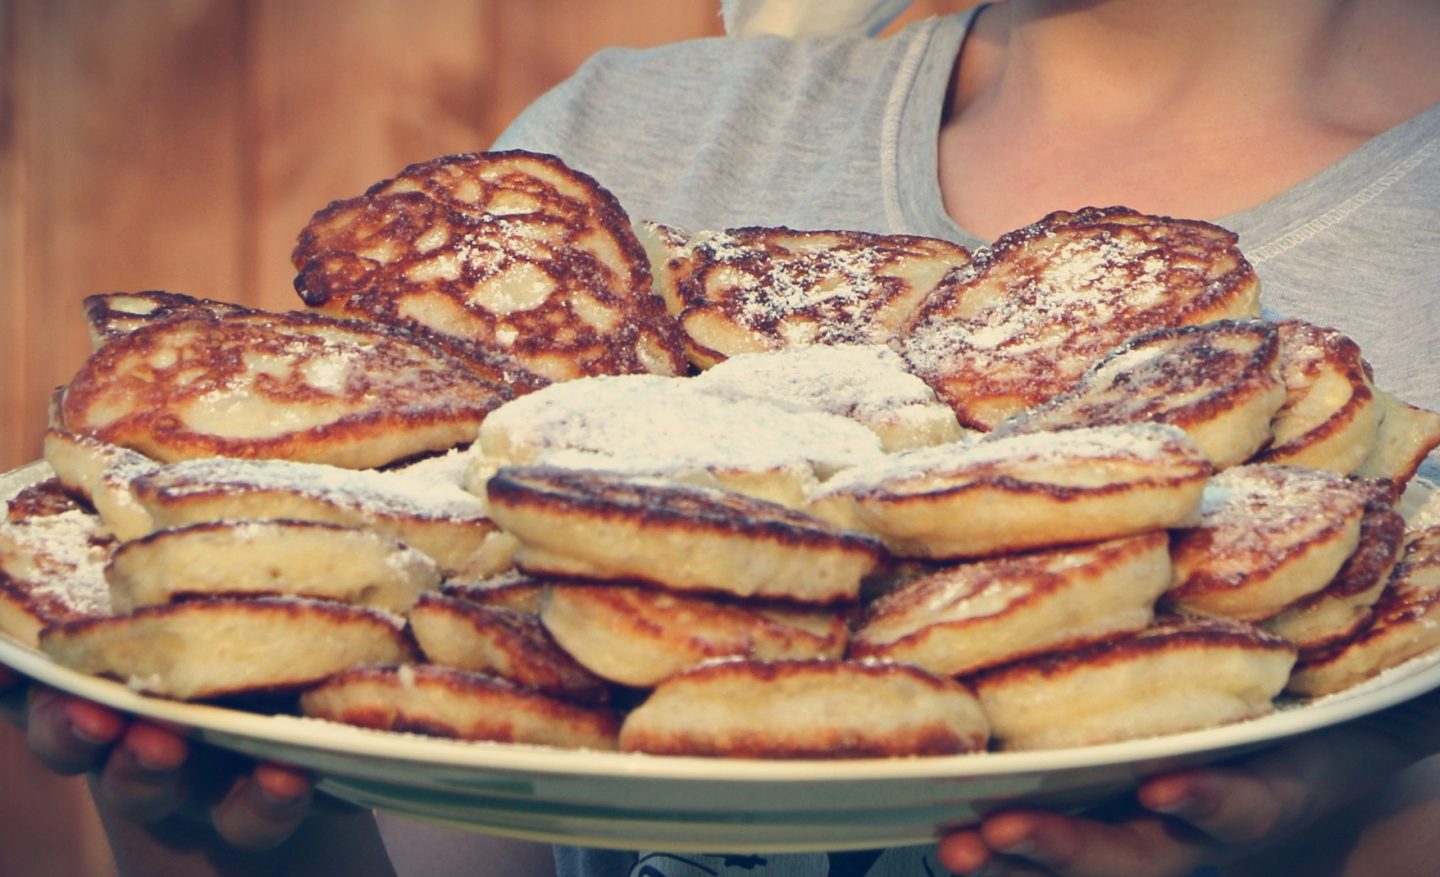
[
  {"xmin": 806, "ymin": 423, "xmax": 1210, "ymax": 559},
  {"xmin": 0, "ymin": 480, "xmax": 113, "ymax": 647},
  {"xmin": 850, "ymin": 532, "xmax": 1173, "ymax": 677},
  {"xmin": 82, "ymin": 290, "xmax": 253, "ymax": 349},
  {"xmin": 408, "ymin": 593, "xmax": 611, "ymax": 704},
  {"xmin": 647, "ymin": 225, "xmax": 970, "ymax": 367},
  {"xmin": 902, "ymin": 207, "xmax": 1261, "ymax": 430},
  {"xmin": 127, "ymin": 456, "xmax": 506, "ymax": 578},
  {"xmin": 486, "ymin": 466, "xmax": 885, "ymax": 604},
  {"xmin": 1256, "ymin": 320, "xmax": 1380, "ymax": 474},
  {"xmin": 1287, "ymin": 528, "xmax": 1440, "ymax": 697},
  {"xmin": 618, "ymin": 658, "xmax": 989, "ymax": 758},
  {"xmin": 690, "ymin": 344, "xmax": 966, "ymax": 451},
  {"xmin": 40, "ymin": 598, "xmax": 409, "ymax": 700},
  {"xmin": 1167, "ymin": 464, "xmax": 1369, "ymax": 622},
  {"xmin": 972, "ymin": 614, "xmax": 1296, "ymax": 751},
  {"xmin": 299, "ymin": 664, "xmax": 621, "ymax": 750},
  {"xmin": 43, "ymin": 430, "xmax": 160, "ymax": 541},
  {"xmin": 1264, "ymin": 494, "xmax": 1405, "ymax": 654},
  {"xmin": 991, "ymin": 319, "xmax": 1286, "ymax": 469},
  {"xmin": 54, "ymin": 308, "xmax": 509, "ymax": 470},
  {"xmin": 1353, "ymin": 389, "xmax": 1440, "ymax": 487},
  {"xmin": 538, "ymin": 582, "xmax": 848, "ymax": 688},
  {"xmin": 467, "ymin": 373, "xmax": 886, "ymax": 508},
  {"xmin": 105, "ymin": 519, "xmax": 441, "ymax": 613},
  {"xmin": 292, "ymin": 150, "xmax": 686, "ymax": 383}
]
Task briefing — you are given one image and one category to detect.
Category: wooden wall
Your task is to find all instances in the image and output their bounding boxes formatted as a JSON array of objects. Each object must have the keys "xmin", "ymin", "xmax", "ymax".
[{"xmin": 0, "ymin": 2, "xmax": 967, "ymax": 874}]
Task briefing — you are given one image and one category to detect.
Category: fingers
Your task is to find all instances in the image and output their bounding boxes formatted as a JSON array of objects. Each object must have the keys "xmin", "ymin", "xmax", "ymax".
[
  {"xmin": 1136, "ymin": 768, "xmax": 1289, "ymax": 845},
  {"xmin": 93, "ymin": 721, "xmax": 192, "ymax": 823},
  {"xmin": 26, "ymin": 687, "xmax": 128, "ymax": 774},
  {"xmin": 208, "ymin": 761, "xmax": 316, "ymax": 852},
  {"xmin": 939, "ymin": 808, "xmax": 1207, "ymax": 877}
]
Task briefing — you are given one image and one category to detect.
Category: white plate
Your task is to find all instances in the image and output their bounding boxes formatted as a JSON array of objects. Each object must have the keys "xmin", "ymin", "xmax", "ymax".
[{"xmin": 4, "ymin": 461, "xmax": 1440, "ymax": 853}]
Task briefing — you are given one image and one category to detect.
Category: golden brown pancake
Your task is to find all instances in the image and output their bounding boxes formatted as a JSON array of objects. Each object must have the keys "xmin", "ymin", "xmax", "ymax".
[
  {"xmin": 440, "ymin": 571, "xmax": 548, "ymax": 615},
  {"xmin": 618, "ymin": 658, "xmax": 989, "ymax": 758},
  {"xmin": 538, "ymin": 581, "xmax": 848, "ymax": 688},
  {"xmin": 1287, "ymin": 528, "xmax": 1440, "ymax": 696},
  {"xmin": 973, "ymin": 614, "xmax": 1297, "ymax": 751},
  {"xmin": 0, "ymin": 480, "xmax": 113, "ymax": 647},
  {"xmin": 486, "ymin": 466, "xmax": 886, "ymax": 605},
  {"xmin": 1264, "ymin": 493, "xmax": 1405, "ymax": 654},
  {"xmin": 646, "ymin": 225, "xmax": 970, "ymax": 368},
  {"xmin": 105, "ymin": 519, "xmax": 441, "ymax": 613},
  {"xmin": 292, "ymin": 150, "xmax": 686, "ymax": 383},
  {"xmin": 40, "ymin": 597, "xmax": 410, "ymax": 701},
  {"xmin": 1353, "ymin": 389, "xmax": 1440, "ymax": 488},
  {"xmin": 54, "ymin": 308, "xmax": 509, "ymax": 470},
  {"xmin": 1256, "ymin": 320, "xmax": 1380, "ymax": 474},
  {"xmin": 991, "ymin": 319, "xmax": 1286, "ymax": 468},
  {"xmin": 299, "ymin": 663, "xmax": 621, "ymax": 750},
  {"xmin": 408, "ymin": 593, "xmax": 611, "ymax": 704},
  {"xmin": 850, "ymin": 532, "xmax": 1173, "ymax": 677},
  {"xmin": 82, "ymin": 290, "xmax": 253, "ymax": 350},
  {"xmin": 806, "ymin": 423, "xmax": 1210, "ymax": 559},
  {"xmin": 1167, "ymin": 464, "xmax": 1369, "ymax": 622},
  {"xmin": 902, "ymin": 206, "xmax": 1261, "ymax": 430},
  {"xmin": 42, "ymin": 430, "xmax": 160, "ymax": 541}
]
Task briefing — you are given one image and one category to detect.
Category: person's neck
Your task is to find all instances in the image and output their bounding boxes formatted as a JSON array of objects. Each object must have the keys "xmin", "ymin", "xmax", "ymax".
[{"xmin": 939, "ymin": 0, "xmax": 1440, "ymax": 238}]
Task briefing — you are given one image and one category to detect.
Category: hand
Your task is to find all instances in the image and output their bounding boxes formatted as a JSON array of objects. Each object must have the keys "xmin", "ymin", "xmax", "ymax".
[
  {"xmin": 937, "ymin": 688, "xmax": 1440, "ymax": 877},
  {"xmin": 3, "ymin": 664, "xmax": 315, "ymax": 851}
]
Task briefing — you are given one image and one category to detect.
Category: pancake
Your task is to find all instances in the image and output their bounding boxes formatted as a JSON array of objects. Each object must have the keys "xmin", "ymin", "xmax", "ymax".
[
  {"xmin": 902, "ymin": 206, "xmax": 1261, "ymax": 430},
  {"xmin": 690, "ymin": 344, "xmax": 967, "ymax": 451},
  {"xmin": 0, "ymin": 480, "xmax": 113, "ymax": 647},
  {"xmin": 1256, "ymin": 320, "xmax": 1380, "ymax": 474},
  {"xmin": 1353, "ymin": 389, "xmax": 1440, "ymax": 488},
  {"xmin": 408, "ymin": 593, "xmax": 611, "ymax": 704},
  {"xmin": 82, "ymin": 290, "xmax": 253, "ymax": 349},
  {"xmin": 647, "ymin": 225, "xmax": 970, "ymax": 368},
  {"xmin": 42, "ymin": 430, "xmax": 160, "ymax": 541},
  {"xmin": 1167, "ymin": 464, "xmax": 1369, "ymax": 622},
  {"xmin": 40, "ymin": 597, "xmax": 410, "ymax": 701},
  {"xmin": 299, "ymin": 663, "xmax": 621, "ymax": 750},
  {"xmin": 292, "ymin": 149, "xmax": 686, "ymax": 383},
  {"xmin": 850, "ymin": 532, "xmax": 1173, "ymax": 677},
  {"xmin": 991, "ymin": 319, "xmax": 1286, "ymax": 469},
  {"xmin": 440, "ymin": 570, "xmax": 548, "ymax": 615},
  {"xmin": 127, "ymin": 456, "xmax": 506, "ymax": 578},
  {"xmin": 105, "ymin": 519, "xmax": 441, "ymax": 613},
  {"xmin": 1264, "ymin": 494, "xmax": 1405, "ymax": 654},
  {"xmin": 466, "ymin": 373, "xmax": 886, "ymax": 509},
  {"xmin": 54, "ymin": 308, "xmax": 509, "ymax": 470},
  {"xmin": 972, "ymin": 614, "xmax": 1296, "ymax": 751},
  {"xmin": 539, "ymin": 582, "xmax": 848, "ymax": 688},
  {"xmin": 618, "ymin": 658, "xmax": 989, "ymax": 758},
  {"xmin": 1287, "ymin": 528, "xmax": 1440, "ymax": 697},
  {"xmin": 486, "ymin": 466, "xmax": 886, "ymax": 604},
  {"xmin": 805, "ymin": 423, "xmax": 1210, "ymax": 559}
]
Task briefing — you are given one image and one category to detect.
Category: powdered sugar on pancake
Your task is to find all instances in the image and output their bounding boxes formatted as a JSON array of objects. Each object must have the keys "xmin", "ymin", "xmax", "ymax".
[{"xmin": 0, "ymin": 508, "xmax": 113, "ymax": 621}]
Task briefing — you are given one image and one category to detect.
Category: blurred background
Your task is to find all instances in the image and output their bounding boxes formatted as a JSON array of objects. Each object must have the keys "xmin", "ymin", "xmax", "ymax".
[{"xmin": 0, "ymin": 1, "xmax": 966, "ymax": 874}]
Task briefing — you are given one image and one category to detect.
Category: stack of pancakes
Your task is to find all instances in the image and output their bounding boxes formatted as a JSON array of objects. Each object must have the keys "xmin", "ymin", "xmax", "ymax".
[{"xmin": 5, "ymin": 149, "xmax": 1440, "ymax": 758}]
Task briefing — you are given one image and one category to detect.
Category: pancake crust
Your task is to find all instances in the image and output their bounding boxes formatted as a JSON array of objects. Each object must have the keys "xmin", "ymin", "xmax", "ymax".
[
  {"xmin": 539, "ymin": 582, "xmax": 848, "ymax": 688},
  {"xmin": 292, "ymin": 150, "xmax": 686, "ymax": 383},
  {"xmin": 299, "ymin": 664, "xmax": 621, "ymax": 750},
  {"xmin": 408, "ymin": 593, "xmax": 611, "ymax": 704},
  {"xmin": 1287, "ymin": 529, "xmax": 1440, "ymax": 696},
  {"xmin": 54, "ymin": 309, "xmax": 509, "ymax": 470},
  {"xmin": 649, "ymin": 225, "xmax": 970, "ymax": 367},
  {"xmin": 486, "ymin": 466, "xmax": 885, "ymax": 604},
  {"xmin": 40, "ymin": 597, "xmax": 410, "ymax": 700},
  {"xmin": 902, "ymin": 207, "xmax": 1261, "ymax": 430},
  {"xmin": 1167, "ymin": 464, "xmax": 1369, "ymax": 622},
  {"xmin": 82, "ymin": 290, "xmax": 253, "ymax": 350},
  {"xmin": 850, "ymin": 532, "xmax": 1173, "ymax": 677},
  {"xmin": 618, "ymin": 659, "xmax": 989, "ymax": 758},
  {"xmin": 991, "ymin": 319, "xmax": 1286, "ymax": 469},
  {"xmin": 806, "ymin": 423, "xmax": 1210, "ymax": 559},
  {"xmin": 973, "ymin": 614, "xmax": 1296, "ymax": 751},
  {"xmin": 1256, "ymin": 320, "xmax": 1380, "ymax": 474}
]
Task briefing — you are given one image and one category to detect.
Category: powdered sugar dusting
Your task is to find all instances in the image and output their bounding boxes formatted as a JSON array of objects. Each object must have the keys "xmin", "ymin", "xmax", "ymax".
[{"xmin": 0, "ymin": 508, "xmax": 113, "ymax": 620}]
